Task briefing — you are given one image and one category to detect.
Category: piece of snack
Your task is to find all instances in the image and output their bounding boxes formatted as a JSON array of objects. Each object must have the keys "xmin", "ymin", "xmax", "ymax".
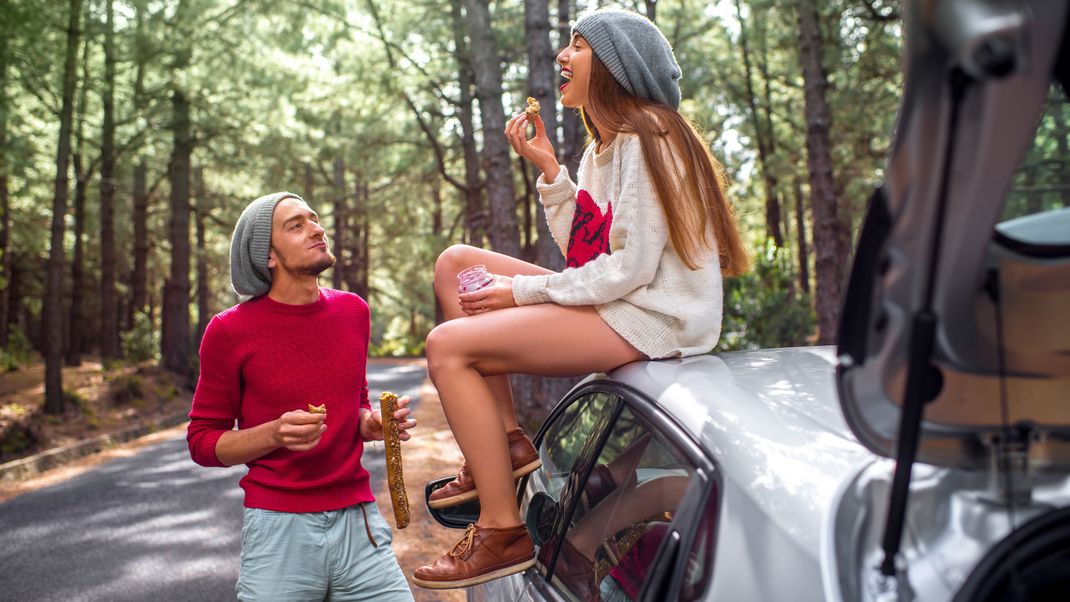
[
  {"xmin": 525, "ymin": 96, "xmax": 541, "ymax": 118},
  {"xmin": 307, "ymin": 403, "xmax": 326, "ymax": 415},
  {"xmin": 380, "ymin": 391, "xmax": 410, "ymax": 529}
]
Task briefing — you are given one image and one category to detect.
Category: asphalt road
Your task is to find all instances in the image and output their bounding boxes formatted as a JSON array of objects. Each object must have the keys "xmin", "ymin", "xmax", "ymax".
[{"xmin": 0, "ymin": 361, "xmax": 428, "ymax": 602}]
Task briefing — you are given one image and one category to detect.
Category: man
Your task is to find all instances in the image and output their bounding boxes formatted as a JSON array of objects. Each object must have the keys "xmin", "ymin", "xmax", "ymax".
[{"xmin": 187, "ymin": 192, "xmax": 416, "ymax": 601}]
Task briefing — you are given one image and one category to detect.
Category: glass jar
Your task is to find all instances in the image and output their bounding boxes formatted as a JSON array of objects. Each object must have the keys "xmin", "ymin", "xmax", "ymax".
[{"xmin": 457, "ymin": 264, "xmax": 495, "ymax": 293}]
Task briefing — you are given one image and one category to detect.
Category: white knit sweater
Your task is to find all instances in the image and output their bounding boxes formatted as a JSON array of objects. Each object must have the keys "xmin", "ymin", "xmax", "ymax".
[{"xmin": 511, "ymin": 133, "xmax": 723, "ymax": 359}]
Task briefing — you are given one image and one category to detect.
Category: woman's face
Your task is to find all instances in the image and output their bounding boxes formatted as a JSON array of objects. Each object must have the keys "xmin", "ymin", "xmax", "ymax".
[{"xmin": 557, "ymin": 34, "xmax": 592, "ymax": 109}]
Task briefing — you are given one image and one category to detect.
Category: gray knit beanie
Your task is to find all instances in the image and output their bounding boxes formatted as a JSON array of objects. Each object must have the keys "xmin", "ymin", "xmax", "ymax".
[
  {"xmin": 230, "ymin": 191, "xmax": 303, "ymax": 298},
  {"xmin": 574, "ymin": 9, "xmax": 682, "ymax": 109}
]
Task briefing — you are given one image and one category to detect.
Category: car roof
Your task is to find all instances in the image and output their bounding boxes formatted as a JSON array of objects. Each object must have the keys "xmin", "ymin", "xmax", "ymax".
[{"xmin": 603, "ymin": 347, "xmax": 875, "ymax": 559}]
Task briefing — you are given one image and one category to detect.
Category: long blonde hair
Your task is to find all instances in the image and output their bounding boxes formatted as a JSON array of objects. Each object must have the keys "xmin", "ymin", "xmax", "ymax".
[{"xmin": 581, "ymin": 56, "xmax": 749, "ymax": 275}]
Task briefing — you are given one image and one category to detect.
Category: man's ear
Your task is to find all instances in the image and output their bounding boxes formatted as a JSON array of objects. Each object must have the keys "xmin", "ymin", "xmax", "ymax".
[{"xmin": 267, "ymin": 246, "xmax": 278, "ymax": 269}]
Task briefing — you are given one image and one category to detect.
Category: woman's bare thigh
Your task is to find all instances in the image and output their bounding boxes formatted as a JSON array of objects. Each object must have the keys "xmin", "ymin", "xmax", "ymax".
[{"xmin": 428, "ymin": 303, "xmax": 647, "ymax": 377}]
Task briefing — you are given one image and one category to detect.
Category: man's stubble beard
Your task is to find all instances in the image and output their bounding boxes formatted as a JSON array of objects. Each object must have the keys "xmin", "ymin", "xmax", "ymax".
[{"xmin": 275, "ymin": 248, "xmax": 337, "ymax": 279}]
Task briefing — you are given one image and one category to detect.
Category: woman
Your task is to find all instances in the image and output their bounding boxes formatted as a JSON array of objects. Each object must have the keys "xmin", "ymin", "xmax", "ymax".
[{"xmin": 413, "ymin": 8, "xmax": 748, "ymax": 590}]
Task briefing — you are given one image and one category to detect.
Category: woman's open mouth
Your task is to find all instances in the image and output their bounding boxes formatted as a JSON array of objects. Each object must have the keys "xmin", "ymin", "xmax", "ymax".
[{"xmin": 560, "ymin": 69, "xmax": 572, "ymax": 92}]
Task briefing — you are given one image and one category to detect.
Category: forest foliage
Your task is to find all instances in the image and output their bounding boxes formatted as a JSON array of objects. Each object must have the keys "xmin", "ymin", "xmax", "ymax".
[{"xmin": 0, "ymin": 0, "xmax": 909, "ymax": 416}]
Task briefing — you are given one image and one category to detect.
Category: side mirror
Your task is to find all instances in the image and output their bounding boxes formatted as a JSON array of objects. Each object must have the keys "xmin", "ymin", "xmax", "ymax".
[
  {"xmin": 525, "ymin": 491, "xmax": 560, "ymax": 546},
  {"xmin": 424, "ymin": 477, "xmax": 481, "ymax": 529}
]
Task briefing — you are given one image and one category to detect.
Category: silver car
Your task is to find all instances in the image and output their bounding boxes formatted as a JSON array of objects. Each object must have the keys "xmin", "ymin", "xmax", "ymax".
[{"xmin": 427, "ymin": 1, "xmax": 1070, "ymax": 600}]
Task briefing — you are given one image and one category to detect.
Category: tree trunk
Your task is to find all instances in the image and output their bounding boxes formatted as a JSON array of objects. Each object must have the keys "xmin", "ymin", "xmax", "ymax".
[
  {"xmin": 332, "ymin": 157, "xmax": 346, "ymax": 291},
  {"xmin": 526, "ymin": 0, "xmax": 566, "ymax": 272},
  {"xmin": 557, "ymin": 0, "xmax": 582, "ymax": 180},
  {"xmin": 735, "ymin": 0, "xmax": 783, "ymax": 247},
  {"xmin": 451, "ymin": 0, "xmax": 486, "ymax": 247},
  {"xmin": 131, "ymin": 160, "xmax": 148, "ymax": 320},
  {"xmin": 361, "ymin": 183, "xmax": 370, "ymax": 298},
  {"xmin": 346, "ymin": 173, "xmax": 366, "ymax": 297},
  {"xmin": 66, "ymin": 151, "xmax": 86, "ymax": 366},
  {"xmin": 794, "ymin": 178, "xmax": 811, "ymax": 295},
  {"xmin": 432, "ymin": 178, "xmax": 444, "ymax": 325},
  {"xmin": 796, "ymin": 0, "xmax": 847, "ymax": 344},
  {"xmin": 194, "ymin": 166, "xmax": 210, "ymax": 346},
  {"xmin": 644, "ymin": 0, "xmax": 657, "ymax": 21},
  {"xmin": 464, "ymin": 0, "xmax": 520, "ymax": 257},
  {"xmin": 99, "ymin": 0, "xmax": 119, "ymax": 359},
  {"xmin": 0, "ymin": 16, "xmax": 10, "ymax": 348},
  {"xmin": 44, "ymin": 0, "xmax": 83, "ymax": 414},
  {"xmin": 162, "ymin": 38, "xmax": 192, "ymax": 378}
]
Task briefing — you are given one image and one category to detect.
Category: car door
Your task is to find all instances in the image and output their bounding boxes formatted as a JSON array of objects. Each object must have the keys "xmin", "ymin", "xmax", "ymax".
[{"xmin": 523, "ymin": 380, "xmax": 719, "ymax": 602}]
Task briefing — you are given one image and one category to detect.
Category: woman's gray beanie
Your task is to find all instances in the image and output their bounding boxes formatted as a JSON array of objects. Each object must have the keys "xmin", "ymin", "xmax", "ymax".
[
  {"xmin": 230, "ymin": 191, "xmax": 303, "ymax": 298},
  {"xmin": 574, "ymin": 9, "xmax": 682, "ymax": 109}
]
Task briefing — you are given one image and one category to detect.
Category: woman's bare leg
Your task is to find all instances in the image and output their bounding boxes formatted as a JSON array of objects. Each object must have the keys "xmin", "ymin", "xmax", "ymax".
[
  {"xmin": 426, "ymin": 302, "xmax": 645, "ymax": 527},
  {"xmin": 433, "ymin": 244, "xmax": 553, "ymax": 432}
]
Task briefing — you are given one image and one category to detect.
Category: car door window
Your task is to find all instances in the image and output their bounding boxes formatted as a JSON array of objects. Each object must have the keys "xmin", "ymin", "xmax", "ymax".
[
  {"xmin": 528, "ymin": 391, "xmax": 621, "ymax": 501},
  {"xmin": 550, "ymin": 406, "xmax": 699, "ymax": 602}
]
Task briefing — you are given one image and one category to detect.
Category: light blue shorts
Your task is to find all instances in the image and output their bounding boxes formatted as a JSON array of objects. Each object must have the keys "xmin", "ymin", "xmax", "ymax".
[{"xmin": 237, "ymin": 502, "xmax": 414, "ymax": 602}]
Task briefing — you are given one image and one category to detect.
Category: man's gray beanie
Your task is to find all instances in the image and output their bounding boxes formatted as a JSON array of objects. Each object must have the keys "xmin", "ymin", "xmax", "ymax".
[
  {"xmin": 230, "ymin": 191, "xmax": 303, "ymax": 298},
  {"xmin": 574, "ymin": 9, "xmax": 682, "ymax": 109}
]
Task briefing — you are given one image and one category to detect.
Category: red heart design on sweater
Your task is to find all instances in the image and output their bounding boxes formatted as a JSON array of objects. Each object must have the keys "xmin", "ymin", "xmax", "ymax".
[{"xmin": 566, "ymin": 189, "xmax": 613, "ymax": 268}]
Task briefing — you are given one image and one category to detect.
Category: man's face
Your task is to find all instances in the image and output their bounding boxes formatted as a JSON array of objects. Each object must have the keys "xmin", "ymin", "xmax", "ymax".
[{"xmin": 267, "ymin": 197, "xmax": 336, "ymax": 278}]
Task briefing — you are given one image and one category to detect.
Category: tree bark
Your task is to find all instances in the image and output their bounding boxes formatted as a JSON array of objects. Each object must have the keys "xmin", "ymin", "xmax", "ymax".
[
  {"xmin": 735, "ymin": 0, "xmax": 783, "ymax": 247},
  {"xmin": 346, "ymin": 173, "xmax": 367, "ymax": 297},
  {"xmin": 131, "ymin": 160, "xmax": 148, "ymax": 320},
  {"xmin": 44, "ymin": 0, "xmax": 83, "ymax": 414},
  {"xmin": 162, "ymin": 7, "xmax": 193, "ymax": 378},
  {"xmin": 66, "ymin": 150, "xmax": 86, "ymax": 366},
  {"xmin": 0, "ymin": 12, "xmax": 9, "ymax": 348},
  {"xmin": 99, "ymin": 0, "xmax": 120, "ymax": 359},
  {"xmin": 525, "ymin": 0, "xmax": 565, "ymax": 271},
  {"xmin": 796, "ymin": 0, "xmax": 847, "ymax": 344},
  {"xmin": 644, "ymin": 0, "xmax": 657, "ymax": 21},
  {"xmin": 194, "ymin": 166, "xmax": 210, "ymax": 347},
  {"xmin": 463, "ymin": 0, "xmax": 520, "ymax": 257},
  {"xmin": 794, "ymin": 178, "xmax": 811, "ymax": 295},
  {"xmin": 451, "ymin": 0, "xmax": 485, "ymax": 247},
  {"xmin": 332, "ymin": 157, "xmax": 346, "ymax": 291},
  {"xmin": 557, "ymin": 0, "xmax": 582, "ymax": 180}
]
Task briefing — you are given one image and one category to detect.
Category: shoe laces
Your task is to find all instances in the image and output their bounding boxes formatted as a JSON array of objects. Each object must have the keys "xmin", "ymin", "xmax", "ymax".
[{"xmin": 450, "ymin": 524, "xmax": 478, "ymax": 557}]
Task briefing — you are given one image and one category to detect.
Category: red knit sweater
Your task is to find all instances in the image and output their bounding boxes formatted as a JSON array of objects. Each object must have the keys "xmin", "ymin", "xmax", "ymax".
[{"xmin": 186, "ymin": 288, "xmax": 375, "ymax": 512}]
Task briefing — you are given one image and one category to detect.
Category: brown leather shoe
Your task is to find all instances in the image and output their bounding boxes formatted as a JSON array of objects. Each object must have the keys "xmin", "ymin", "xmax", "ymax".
[
  {"xmin": 412, "ymin": 523, "xmax": 536, "ymax": 589},
  {"xmin": 428, "ymin": 428, "xmax": 542, "ymax": 509}
]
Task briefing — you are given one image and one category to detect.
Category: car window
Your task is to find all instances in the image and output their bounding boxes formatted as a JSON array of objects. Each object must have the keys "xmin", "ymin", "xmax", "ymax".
[
  {"xmin": 528, "ymin": 390, "xmax": 621, "ymax": 501},
  {"xmin": 998, "ymin": 82, "xmax": 1070, "ymax": 246},
  {"xmin": 549, "ymin": 406, "xmax": 698, "ymax": 602}
]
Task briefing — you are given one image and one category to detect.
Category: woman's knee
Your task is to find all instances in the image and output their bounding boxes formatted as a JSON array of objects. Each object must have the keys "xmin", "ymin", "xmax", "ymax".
[
  {"xmin": 434, "ymin": 244, "xmax": 480, "ymax": 281},
  {"xmin": 425, "ymin": 322, "xmax": 473, "ymax": 376}
]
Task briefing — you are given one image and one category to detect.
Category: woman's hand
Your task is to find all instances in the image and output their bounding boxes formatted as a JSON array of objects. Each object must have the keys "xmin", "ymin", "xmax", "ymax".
[
  {"xmin": 505, "ymin": 113, "xmax": 560, "ymax": 181},
  {"xmin": 458, "ymin": 275, "xmax": 516, "ymax": 316}
]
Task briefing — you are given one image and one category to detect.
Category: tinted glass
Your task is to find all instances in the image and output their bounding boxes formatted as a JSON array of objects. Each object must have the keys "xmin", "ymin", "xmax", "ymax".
[
  {"xmin": 998, "ymin": 82, "xmax": 1070, "ymax": 245},
  {"xmin": 552, "ymin": 407, "xmax": 697, "ymax": 602}
]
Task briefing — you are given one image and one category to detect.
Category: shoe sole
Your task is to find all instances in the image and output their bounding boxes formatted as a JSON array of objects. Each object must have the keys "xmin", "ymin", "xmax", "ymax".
[
  {"xmin": 427, "ymin": 459, "xmax": 543, "ymax": 510},
  {"xmin": 412, "ymin": 557, "xmax": 536, "ymax": 589}
]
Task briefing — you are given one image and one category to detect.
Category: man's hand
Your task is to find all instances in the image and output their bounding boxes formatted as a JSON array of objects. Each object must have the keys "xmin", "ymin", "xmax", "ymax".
[
  {"xmin": 360, "ymin": 395, "xmax": 417, "ymax": 442},
  {"xmin": 273, "ymin": 409, "xmax": 327, "ymax": 451}
]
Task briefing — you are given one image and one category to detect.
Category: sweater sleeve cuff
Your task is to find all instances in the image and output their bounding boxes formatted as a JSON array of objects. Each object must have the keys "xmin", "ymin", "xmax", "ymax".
[
  {"xmin": 195, "ymin": 430, "xmax": 228, "ymax": 468},
  {"xmin": 512, "ymin": 274, "xmax": 552, "ymax": 306},
  {"xmin": 535, "ymin": 166, "xmax": 575, "ymax": 206}
]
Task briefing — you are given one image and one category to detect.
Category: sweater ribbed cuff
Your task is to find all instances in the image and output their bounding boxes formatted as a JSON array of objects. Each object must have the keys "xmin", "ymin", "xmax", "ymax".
[
  {"xmin": 535, "ymin": 166, "xmax": 574, "ymax": 206},
  {"xmin": 512, "ymin": 274, "xmax": 552, "ymax": 306}
]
